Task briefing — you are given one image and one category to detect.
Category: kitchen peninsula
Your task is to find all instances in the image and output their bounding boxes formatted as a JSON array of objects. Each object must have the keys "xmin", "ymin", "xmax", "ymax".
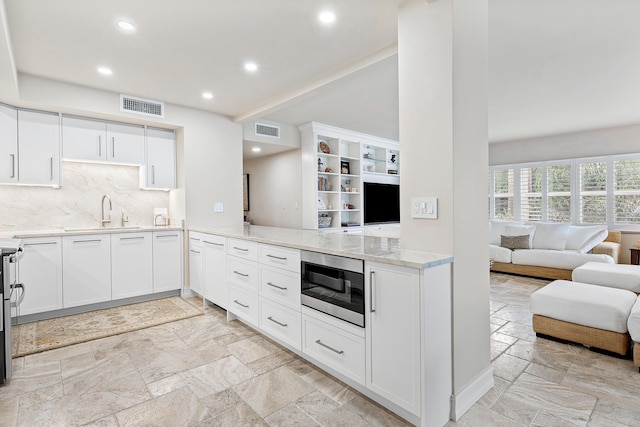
[{"xmin": 189, "ymin": 225, "xmax": 453, "ymax": 427}]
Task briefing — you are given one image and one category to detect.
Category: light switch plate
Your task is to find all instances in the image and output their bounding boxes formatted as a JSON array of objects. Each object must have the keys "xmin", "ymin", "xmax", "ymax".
[
  {"xmin": 214, "ymin": 202, "xmax": 224, "ymax": 213},
  {"xmin": 411, "ymin": 197, "xmax": 438, "ymax": 219}
]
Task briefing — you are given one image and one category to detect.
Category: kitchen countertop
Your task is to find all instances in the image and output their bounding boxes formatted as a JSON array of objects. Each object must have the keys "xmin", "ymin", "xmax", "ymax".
[
  {"xmin": 2, "ymin": 225, "xmax": 183, "ymax": 239},
  {"xmin": 190, "ymin": 225, "xmax": 453, "ymax": 269}
]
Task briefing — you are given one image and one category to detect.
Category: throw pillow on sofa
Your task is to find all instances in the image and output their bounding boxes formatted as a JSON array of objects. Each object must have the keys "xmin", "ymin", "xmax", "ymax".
[
  {"xmin": 565, "ymin": 225, "xmax": 608, "ymax": 253},
  {"xmin": 500, "ymin": 234, "xmax": 530, "ymax": 250},
  {"xmin": 505, "ymin": 224, "xmax": 536, "ymax": 248},
  {"xmin": 489, "ymin": 220, "xmax": 523, "ymax": 245},
  {"xmin": 529, "ymin": 222, "xmax": 571, "ymax": 250}
]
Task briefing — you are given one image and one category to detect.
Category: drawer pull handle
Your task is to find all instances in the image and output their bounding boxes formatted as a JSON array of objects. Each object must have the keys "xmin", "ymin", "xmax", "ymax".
[
  {"xmin": 233, "ymin": 270, "xmax": 249, "ymax": 277},
  {"xmin": 190, "ymin": 249, "xmax": 201, "ymax": 254},
  {"xmin": 266, "ymin": 254, "xmax": 287, "ymax": 261},
  {"xmin": 267, "ymin": 316, "xmax": 287, "ymax": 327},
  {"xmin": 233, "ymin": 299, "xmax": 249, "ymax": 308},
  {"xmin": 73, "ymin": 239, "xmax": 101, "ymax": 244},
  {"xmin": 205, "ymin": 241, "xmax": 224, "ymax": 246},
  {"xmin": 120, "ymin": 236, "xmax": 144, "ymax": 241},
  {"xmin": 156, "ymin": 234, "xmax": 178, "ymax": 238},
  {"xmin": 233, "ymin": 246, "xmax": 249, "ymax": 252},
  {"xmin": 24, "ymin": 241, "xmax": 57, "ymax": 246},
  {"xmin": 267, "ymin": 282, "xmax": 287, "ymax": 291},
  {"xmin": 315, "ymin": 340, "xmax": 344, "ymax": 355}
]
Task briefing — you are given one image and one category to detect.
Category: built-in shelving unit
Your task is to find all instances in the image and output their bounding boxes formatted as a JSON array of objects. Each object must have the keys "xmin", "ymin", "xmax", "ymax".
[{"xmin": 300, "ymin": 122, "xmax": 399, "ymax": 231}]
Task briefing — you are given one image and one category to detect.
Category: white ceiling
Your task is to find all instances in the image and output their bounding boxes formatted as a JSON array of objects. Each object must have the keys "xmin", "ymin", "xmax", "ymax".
[{"xmin": 2, "ymin": 0, "xmax": 640, "ymax": 155}]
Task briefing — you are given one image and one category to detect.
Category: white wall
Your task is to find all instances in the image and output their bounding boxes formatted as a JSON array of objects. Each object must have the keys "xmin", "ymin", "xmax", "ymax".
[
  {"xmin": 490, "ymin": 123, "xmax": 640, "ymax": 165},
  {"xmin": 242, "ymin": 149, "xmax": 302, "ymax": 228},
  {"xmin": 399, "ymin": 0, "xmax": 490, "ymax": 418},
  {"xmin": 12, "ymin": 74, "xmax": 243, "ymax": 231}
]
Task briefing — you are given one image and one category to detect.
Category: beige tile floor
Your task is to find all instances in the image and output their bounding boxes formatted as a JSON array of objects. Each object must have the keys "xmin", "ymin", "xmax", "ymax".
[{"xmin": 3, "ymin": 273, "xmax": 640, "ymax": 426}]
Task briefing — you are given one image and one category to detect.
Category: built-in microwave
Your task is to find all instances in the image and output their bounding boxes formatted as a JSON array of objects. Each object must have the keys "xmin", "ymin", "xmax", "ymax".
[{"xmin": 300, "ymin": 251, "xmax": 365, "ymax": 327}]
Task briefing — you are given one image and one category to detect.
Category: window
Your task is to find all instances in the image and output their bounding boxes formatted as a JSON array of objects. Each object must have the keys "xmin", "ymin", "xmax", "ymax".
[{"xmin": 489, "ymin": 154, "xmax": 640, "ymax": 228}]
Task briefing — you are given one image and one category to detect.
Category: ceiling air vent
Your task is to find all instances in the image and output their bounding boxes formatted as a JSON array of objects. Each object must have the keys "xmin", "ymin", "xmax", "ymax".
[
  {"xmin": 120, "ymin": 94, "xmax": 165, "ymax": 118},
  {"xmin": 255, "ymin": 122, "xmax": 280, "ymax": 139}
]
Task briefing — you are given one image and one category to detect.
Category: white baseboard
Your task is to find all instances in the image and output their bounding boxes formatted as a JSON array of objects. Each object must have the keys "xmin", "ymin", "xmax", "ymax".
[{"xmin": 450, "ymin": 365, "xmax": 494, "ymax": 421}]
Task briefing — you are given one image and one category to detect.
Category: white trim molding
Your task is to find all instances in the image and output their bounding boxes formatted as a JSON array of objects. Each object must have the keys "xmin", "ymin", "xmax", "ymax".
[{"xmin": 450, "ymin": 365, "xmax": 494, "ymax": 420}]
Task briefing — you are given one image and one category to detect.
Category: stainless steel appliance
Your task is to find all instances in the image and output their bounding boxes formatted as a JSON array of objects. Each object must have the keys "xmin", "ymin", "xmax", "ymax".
[
  {"xmin": 1, "ymin": 238, "xmax": 23, "ymax": 385},
  {"xmin": 301, "ymin": 251, "xmax": 365, "ymax": 327}
]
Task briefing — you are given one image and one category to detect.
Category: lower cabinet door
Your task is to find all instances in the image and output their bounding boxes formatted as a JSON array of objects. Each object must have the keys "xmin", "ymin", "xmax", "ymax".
[
  {"xmin": 302, "ymin": 313, "xmax": 365, "ymax": 385},
  {"xmin": 111, "ymin": 233, "xmax": 153, "ymax": 300},
  {"xmin": 19, "ymin": 237, "xmax": 63, "ymax": 315},
  {"xmin": 228, "ymin": 285, "xmax": 259, "ymax": 326},
  {"xmin": 62, "ymin": 235, "xmax": 111, "ymax": 308},
  {"xmin": 259, "ymin": 298, "xmax": 301, "ymax": 350},
  {"xmin": 153, "ymin": 231, "xmax": 183, "ymax": 293}
]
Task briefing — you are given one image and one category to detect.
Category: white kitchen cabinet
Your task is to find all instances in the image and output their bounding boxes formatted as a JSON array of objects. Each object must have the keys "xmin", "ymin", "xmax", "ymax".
[
  {"xmin": 111, "ymin": 232, "xmax": 153, "ymax": 300},
  {"xmin": 143, "ymin": 127, "xmax": 176, "ymax": 189},
  {"xmin": 188, "ymin": 232, "xmax": 204, "ymax": 296},
  {"xmin": 62, "ymin": 235, "xmax": 111, "ymax": 308},
  {"xmin": 0, "ymin": 103, "xmax": 18, "ymax": 184},
  {"xmin": 17, "ymin": 110, "xmax": 60, "ymax": 186},
  {"xmin": 152, "ymin": 230, "xmax": 183, "ymax": 293},
  {"xmin": 203, "ymin": 234, "xmax": 227, "ymax": 308},
  {"xmin": 18, "ymin": 237, "xmax": 63, "ymax": 316},
  {"xmin": 62, "ymin": 116, "xmax": 145, "ymax": 165},
  {"xmin": 365, "ymin": 261, "xmax": 421, "ymax": 417},
  {"xmin": 260, "ymin": 297, "xmax": 301, "ymax": 350}
]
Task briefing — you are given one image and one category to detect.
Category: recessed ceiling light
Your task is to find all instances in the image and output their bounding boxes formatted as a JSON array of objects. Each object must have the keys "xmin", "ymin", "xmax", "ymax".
[
  {"xmin": 252, "ymin": 147, "xmax": 261, "ymax": 152},
  {"xmin": 117, "ymin": 21, "xmax": 136, "ymax": 32},
  {"xmin": 202, "ymin": 92, "xmax": 214, "ymax": 100},
  {"xmin": 97, "ymin": 67, "xmax": 112, "ymax": 76},
  {"xmin": 244, "ymin": 62, "xmax": 258, "ymax": 72},
  {"xmin": 318, "ymin": 11, "xmax": 336, "ymax": 24}
]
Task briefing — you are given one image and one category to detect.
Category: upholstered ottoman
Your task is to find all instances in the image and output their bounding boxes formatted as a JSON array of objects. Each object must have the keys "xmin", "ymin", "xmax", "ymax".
[
  {"xmin": 627, "ymin": 297, "xmax": 640, "ymax": 368},
  {"xmin": 572, "ymin": 262, "xmax": 640, "ymax": 293},
  {"xmin": 530, "ymin": 280, "xmax": 636, "ymax": 355}
]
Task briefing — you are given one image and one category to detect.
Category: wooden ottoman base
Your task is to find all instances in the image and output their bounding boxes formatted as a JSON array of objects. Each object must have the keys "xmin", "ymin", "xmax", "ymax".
[
  {"xmin": 634, "ymin": 342, "xmax": 640, "ymax": 367},
  {"xmin": 532, "ymin": 314, "xmax": 630, "ymax": 355}
]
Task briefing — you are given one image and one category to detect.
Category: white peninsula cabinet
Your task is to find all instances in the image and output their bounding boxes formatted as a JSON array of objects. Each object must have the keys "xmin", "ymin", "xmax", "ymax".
[
  {"xmin": 153, "ymin": 230, "xmax": 183, "ymax": 293},
  {"xmin": 226, "ymin": 239, "xmax": 260, "ymax": 326},
  {"xmin": 111, "ymin": 232, "xmax": 153, "ymax": 300},
  {"xmin": 62, "ymin": 116, "xmax": 145, "ymax": 165},
  {"xmin": 18, "ymin": 237, "xmax": 63, "ymax": 316},
  {"xmin": 0, "ymin": 103, "xmax": 17, "ymax": 184},
  {"xmin": 203, "ymin": 234, "xmax": 227, "ymax": 308},
  {"xmin": 188, "ymin": 232, "xmax": 204, "ymax": 296},
  {"xmin": 62, "ymin": 234, "xmax": 111, "ymax": 308}
]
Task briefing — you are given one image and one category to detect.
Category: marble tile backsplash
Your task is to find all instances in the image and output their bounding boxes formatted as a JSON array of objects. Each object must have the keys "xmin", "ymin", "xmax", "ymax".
[{"xmin": 0, "ymin": 161, "xmax": 170, "ymax": 231}]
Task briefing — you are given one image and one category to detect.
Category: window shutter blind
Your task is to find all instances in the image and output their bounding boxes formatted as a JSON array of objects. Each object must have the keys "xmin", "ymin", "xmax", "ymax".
[
  {"xmin": 614, "ymin": 159, "xmax": 640, "ymax": 224},
  {"xmin": 579, "ymin": 161, "xmax": 607, "ymax": 224},
  {"xmin": 547, "ymin": 164, "xmax": 571, "ymax": 222},
  {"xmin": 494, "ymin": 168, "xmax": 514, "ymax": 220},
  {"xmin": 520, "ymin": 167, "xmax": 542, "ymax": 222}
]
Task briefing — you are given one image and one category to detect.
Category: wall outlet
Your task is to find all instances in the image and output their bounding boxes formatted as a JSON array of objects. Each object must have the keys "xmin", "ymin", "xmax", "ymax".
[
  {"xmin": 411, "ymin": 197, "xmax": 437, "ymax": 219},
  {"xmin": 214, "ymin": 202, "xmax": 224, "ymax": 213}
]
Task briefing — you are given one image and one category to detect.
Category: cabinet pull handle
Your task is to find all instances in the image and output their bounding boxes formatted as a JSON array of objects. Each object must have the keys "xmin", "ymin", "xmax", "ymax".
[
  {"xmin": 266, "ymin": 282, "xmax": 287, "ymax": 291},
  {"xmin": 189, "ymin": 237, "xmax": 201, "ymax": 242},
  {"xmin": 233, "ymin": 270, "xmax": 249, "ymax": 277},
  {"xmin": 98, "ymin": 135, "xmax": 102, "ymax": 157},
  {"xmin": 10, "ymin": 154, "xmax": 15, "ymax": 178},
  {"xmin": 190, "ymin": 249, "xmax": 200, "ymax": 254},
  {"xmin": 315, "ymin": 340, "xmax": 344, "ymax": 355},
  {"xmin": 112, "ymin": 137, "xmax": 115, "ymax": 158},
  {"xmin": 120, "ymin": 236, "xmax": 144, "ymax": 241},
  {"xmin": 24, "ymin": 241, "xmax": 57, "ymax": 246},
  {"xmin": 233, "ymin": 299, "xmax": 249, "ymax": 308},
  {"xmin": 266, "ymin": 254, "xmax": 287, "ymax": 261},
  {"xmin": 156, "ymin": 234, "xmax": 178, "ymax": 238},
  {"xmin": 152, "ymin": 165, "xmax": 155, "ymax": 184},
  {"xmin": 73, "ymin": 239, "xmax": 101, "ymax": 244},
  {"xmin": 204, "ymin": 241, "xmax": 224, "ymax": 246},
  {"xmin": 50, "ymin": 157, "xmax": 54, "ymax": 180},
  {"xmin": 267, "ymin": 316, "xmax": 287, "ymax": 327},
  {"xmin": 233, "ymin": 246, "xmax": 249, "ymax": 252},
  {"xmin": 370, "ymin": 270, "xmax": 376, "ymax": 313}
]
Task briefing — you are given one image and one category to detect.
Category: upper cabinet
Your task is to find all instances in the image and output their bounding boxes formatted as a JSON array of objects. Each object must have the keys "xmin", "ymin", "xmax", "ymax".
[
  {"xmin": 142, "ymin": 127, "xmax": 176, "ymax": 190},
  {"xmin": 0, "ymin": 103, "xmax": 18, "ymax": 184},
  {"xmin": 17, "ymin": 110, "xmax": 61, "ymax": 187},
  {"xmin": 62, "ymin": 116, "xmax": 145, "ymax": 165}
]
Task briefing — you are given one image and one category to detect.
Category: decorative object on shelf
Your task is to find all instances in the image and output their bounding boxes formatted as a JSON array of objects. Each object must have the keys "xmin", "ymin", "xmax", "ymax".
[
  {"xmin": 365, "ymin": 164, "xmax": 375, "ymax": 172},
  {"xmin": 317, "ymin": 158, "xmax": 324, "ymax": 171},
  {"xmin": 363, "ymin": 152, "xmax": 373, "ymax": 160},
  {"xmin": 388, "ymin": 169, "xmax": 398, "ymax": 175},
  {"xmin": 318, "ymin": 213, "xmax": 332, "ymax": 228},
  {"xmin": 324, "ymin": 167, "xmax": 333, "ymax": 173},
  {"xmin": 341, "ymin": 161, "xmax": 350, "ymax": 175},
  {"xmin": 318, "ymin": 176, "xmax": 331, "ymax": 191},
  {"xmin": 319, "ymin": 140, "xmax": 331, "ymax": 154},
  {"xmin": 318, "ymin": 197, "xmax": 326, "ymax": 210},
  {"xmin": 390, "ymin": 154, "xmax": 396, "ymax": 163}
]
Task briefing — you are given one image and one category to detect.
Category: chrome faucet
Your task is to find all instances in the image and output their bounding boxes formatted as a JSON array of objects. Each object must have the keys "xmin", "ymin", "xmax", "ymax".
[
  {"xmin": 121, "ymin": 207, "xmax": 129, "ymax": 227},
  {"xmin": 101, "ymin": 195, "xmax": 112, "ymax": 227}
]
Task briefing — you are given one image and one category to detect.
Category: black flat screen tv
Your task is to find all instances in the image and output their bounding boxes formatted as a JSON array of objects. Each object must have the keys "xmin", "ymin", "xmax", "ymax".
[{"xmin": 363, "ymin": 182, "xmax": 400, "ymax": 224}]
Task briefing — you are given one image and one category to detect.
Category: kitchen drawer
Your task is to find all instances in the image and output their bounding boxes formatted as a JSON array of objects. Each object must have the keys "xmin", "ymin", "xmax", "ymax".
[
  {"xmin": 189, "ymin": 231, "xmax": 205, "ymax": 248},
  {"xmin": 302, "ymin": 313, "xmax": 365, "ymax": 385},
  {"xmin": 228, "ymin": 257, "xmax": 259, "ymax": 291},
  {"xmin": 259, "ymin": 265, "xmax": 300, "ymax": 310},
  {"xmin": 202, "ymin": 233, "xmax": 226, "ymax": 247},
  {"xmin": 227, "ymin": 238, "xmax": 258, "ymax": 261},
  {"xmin": 260, "ymin": 298, "xmax": 302, "ymax": 350},
  {"xmin": 228, "ymin": 285, "xmax": 259, "ymax": 326},
  {"xmin": 259, "ymin": 244, "xmax": 300, "ymax": 273}
]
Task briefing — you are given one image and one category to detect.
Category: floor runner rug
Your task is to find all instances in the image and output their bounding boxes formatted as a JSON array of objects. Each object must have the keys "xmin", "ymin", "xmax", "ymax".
[{"xmin": 12, "ymin": 296, "xmax": 203, "ymax": 358}]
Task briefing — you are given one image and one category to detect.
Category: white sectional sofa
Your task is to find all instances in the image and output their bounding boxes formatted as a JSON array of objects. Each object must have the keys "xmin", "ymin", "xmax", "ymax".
[{"xmin": 489, "ymin": 220, "xmax": 621, "ymax": 280}]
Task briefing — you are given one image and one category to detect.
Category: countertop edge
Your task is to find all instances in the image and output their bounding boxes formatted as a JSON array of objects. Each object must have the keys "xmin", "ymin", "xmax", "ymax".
[{"xmin": 7, "ymin": 226, "xmax": 184, "ymax": 239}]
